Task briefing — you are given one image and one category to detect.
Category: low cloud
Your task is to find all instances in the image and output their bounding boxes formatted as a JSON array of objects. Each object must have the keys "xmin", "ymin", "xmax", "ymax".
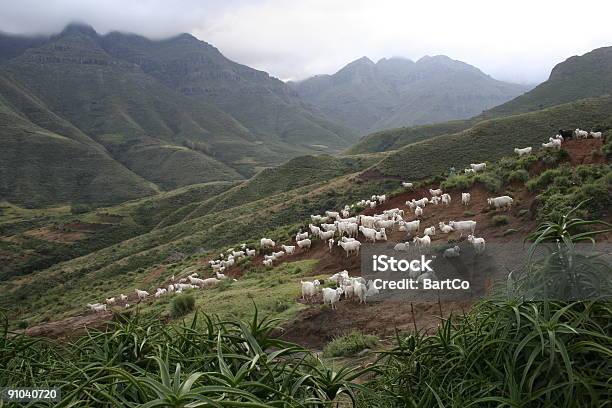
[{"xmin": 2, "ymin": 0, "xmax": 611, "ymax": 84}]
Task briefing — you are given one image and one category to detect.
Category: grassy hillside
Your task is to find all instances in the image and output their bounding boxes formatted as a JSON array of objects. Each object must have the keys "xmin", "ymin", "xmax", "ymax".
[
  {"xmin": 2, "ymin": 136, "xmax": 609, "ymax": 329},
  {"xmin": 346, "ymin": 46, "xmax": 612, "ymax": 156},
  {"xmin": 0, "ymin": 173, "xmax": 396, "ymax": 322},
  {"xmin": 0, "ymin": 181, "xmax": 238, "ymax": 280},
  {"xmin": 1, "ymin": 27, "xmax": 262, "ymax": 185},
  {"xmin": 0, "ymin": 151, "xmax": 379, "ymax": 283},
  {"xmin": 182, "ymin": 153, "xmax": 384, "ymax": 220},
  {"xmin": 374, "ymin": 96, "xmax": 612, "ymax": 180},
  {"xmin": 346, "ymin": 119, "xmax": 472, "ymax": 155},
  {"xmin": 0, "ymin": 77, "xmax": 159, "ymax": 207},
  {"xmin": 3, "ymin": 94, "xmax": 610, "ymax": 320}
]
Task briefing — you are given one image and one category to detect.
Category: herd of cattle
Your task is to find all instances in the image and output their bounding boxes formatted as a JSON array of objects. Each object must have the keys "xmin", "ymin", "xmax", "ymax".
[{"xmin": 86, "ymin": 128, "xmax": 602, "ymax": 312}]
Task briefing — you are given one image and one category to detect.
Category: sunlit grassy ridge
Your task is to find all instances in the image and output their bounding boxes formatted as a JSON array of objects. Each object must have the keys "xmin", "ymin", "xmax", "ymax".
[
  {"xmin": 346, "ymin": 119, "xmax": 472, "ymax": 155},
  {"xmin": 374, "ymin": 96, "xmax": 612, "ymax": 180},
  {"xmin": 0, "ymin": 181, "xmax": 239, "ymax": 281}
]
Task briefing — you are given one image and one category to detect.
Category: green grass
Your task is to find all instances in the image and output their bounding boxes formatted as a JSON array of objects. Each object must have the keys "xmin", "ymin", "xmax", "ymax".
[
  {"xmin": 147, "ymin": 260, "xmax": 320, "ymax": 323},
  {"xmin": 374, "ymin": 95, "xmax": 612, "ymax": 181},
  {"xmin": 323, "ymin": 330, "xmax": 379, "ymax": 358},
  {"xmin": 2, "ymin": 210, "xmax": 610, "ymax": 407},
  {"xmin": 0, "ymin": 169, "xmax": 392, "ymax": 322},
  {"xmin": 491, "ymin": 215, "xmax": 510, "ymax": 226},
  {"xmin": 183, "ymin": 153, "xmax": 381, "ymax": 219},
  {"xmin": 0, "ymin": 79, "xmax": 159, "ymax": 207},
  {"xmin": 0, "ymin": 181, "xmax": 239, "ymax": 280},
  {"xmin": 346, "ymin": 120, "xmax": 473, "ymax": 154},
  {"xmin": 170, "ymin": 293, "xmax": 195, "ymax": 318},
  {"xmin": 526, "ymin": 164, "xmax": 611, "ymax": 221}
]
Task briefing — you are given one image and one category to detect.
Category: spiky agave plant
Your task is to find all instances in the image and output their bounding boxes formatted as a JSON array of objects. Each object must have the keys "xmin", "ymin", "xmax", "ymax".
[
  {"xmin": 1, "ymin": 306, "xmax": 382, "ymax": 407},
  {"xmin": 370, "ymin": 300, "xmax": 612, "ymax": 407},
  {"xmin": 515, "ymin": 200, "xmax": 612, "ymax": 301}
]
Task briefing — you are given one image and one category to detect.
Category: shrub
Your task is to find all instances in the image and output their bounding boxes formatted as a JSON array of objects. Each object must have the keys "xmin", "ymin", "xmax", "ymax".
[
  {"xmin": 323, "ymin": 331, "xmax": 378, "ymax": 358},
  {"xmin": 474, "ymin": 173, "xmax": 503, "ymax": 192},
  {"xmin": 441, "ymin": 175, "xmax": 473, "ymax": 190},
  {"xmin": 272, "ymin": 300, "xmax": 290, "ymax": 313},
  {"xmin": 216, "ymin": 279, "xmax": 233, "ymax": 292},
  {"xmin": 507, "ymin": 169, "xmax": 529, "ymax": 183},
  {"xmin": 492, "ymin": 215, "xmax": 509, "ymax": 226},
  {"xmin": 170, "ymin": 294, "xmax": 195, "ymax": 318},
  {"xmin": 70, "ymin": 204, "xmax": 92, "ymax": 214}
]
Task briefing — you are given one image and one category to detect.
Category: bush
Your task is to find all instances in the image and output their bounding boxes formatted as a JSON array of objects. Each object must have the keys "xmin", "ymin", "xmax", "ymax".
[
  {"xmin": 323, "ymin": 331, "xmax": 378, "ymax": 358},
  {"xmin": 492, "ymin": 215, "xmax": 510, "ymax": 226},
  {"xmin": 441, "ymin": 175, "xmax": 473, "ymax": 190},
  {"xmin": 216, "ymin": 279, "xmax": 233, "ymax": 292},
  {"xmin": 474, "ymin": 173, "xmax": 502, "ymax": 192},
  {"xmin": 170, "ymin": 294, "xmax": 195, "ymax": 318},
  {"xmin": 272, "ymin": 300, "xmax": 290, "ymax": 313},
  {"xmin": 70, "ymin": 204, "xmax": 92, "ymax": 214},
  {"xmin": 507, "ymin": 169, "xmax": 529, "ymax": 183}
]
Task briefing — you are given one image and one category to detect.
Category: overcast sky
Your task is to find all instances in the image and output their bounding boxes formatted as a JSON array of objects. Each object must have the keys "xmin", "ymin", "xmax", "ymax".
[{"xmin": 1, "ymin": 0, "xmax": 611, "ymax": 84}]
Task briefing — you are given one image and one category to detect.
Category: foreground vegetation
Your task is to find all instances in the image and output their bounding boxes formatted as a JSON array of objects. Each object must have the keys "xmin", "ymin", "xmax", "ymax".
[
  {"xmin": 1, "ymin": 309, "xmax": 374, "ymax": 407},
  {"xmin": 2, "ymin": 207, "xmax": 610, "ymax": 407}
]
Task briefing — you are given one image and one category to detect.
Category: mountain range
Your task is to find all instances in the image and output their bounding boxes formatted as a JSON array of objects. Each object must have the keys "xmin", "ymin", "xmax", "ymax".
[
  {"xmin": 290, "ymin": 55, "xmax": 530, "ymax": 134},
  {"xmin": 348, "ymin": 45, "xmax": 612, "ymax": 155},
  {"xmin": 0, "ymin": 23, "xmax": 360, "ymax": 206},
  {"xmin": 3, "ymin": 23, "xmax": 607, "ymax": 209}
]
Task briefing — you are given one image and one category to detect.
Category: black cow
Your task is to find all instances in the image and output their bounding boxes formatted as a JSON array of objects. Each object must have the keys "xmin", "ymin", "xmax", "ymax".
[{"xmin": 558, "ymin": 129, "xmax": 574, "ymax": 139}]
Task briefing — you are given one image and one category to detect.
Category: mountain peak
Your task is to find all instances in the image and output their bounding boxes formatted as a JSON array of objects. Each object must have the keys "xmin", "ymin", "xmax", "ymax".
[
  {"xmin": 171, "ymin": 32, "xmax": 198, "ymax": 42},
  {"xmin": 416, "ymin": 55, "xmax": 453, "ymax": 64},
  {"xmin": 60, "ymin": 22, "xmax": 98, "ymax": 37},
  {"xmin": 377, "ymin": 56, "xmax": 414, "ymax": 64},
  {"xmin": 348, "ymin": 56, "xmax": 375, "ymax": 66}
]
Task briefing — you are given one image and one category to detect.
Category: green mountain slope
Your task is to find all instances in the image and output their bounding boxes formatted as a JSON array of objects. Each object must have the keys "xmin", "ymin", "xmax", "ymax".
[
  {"xmin": 482, "ymin": 46, "xmax": 612, "ymax": 118},
  {"xmin": 374, "ymin": 96, "xmax": 612, "ymax": 180},
  {"xmin": 2, "ymin": 96, "xmax": 611, "ymax": 321},
  {"xmin": 291, "ymin": 56, "xmax": 528, "ymax": 134},
  {"xmin": 1, "ymin": 25, "xmax": 256, "ymax": 187},
  {"xmin": 180, "ymin": 153, "xmax": 383, "ymax": 221},
  {"xmin": 346, "ymin": 119, "xmax": 473, "ymax": 155},
  {"xmin": 100, "ymin": 31, "xmax": 357, "ymax": 154},
  {"xmin": 0, "ymin": 180, "xmax": 239, "ymax": 280},
  {"xmin": 0, "ymin": 73, "xmax": 158, "ymax": 207}
]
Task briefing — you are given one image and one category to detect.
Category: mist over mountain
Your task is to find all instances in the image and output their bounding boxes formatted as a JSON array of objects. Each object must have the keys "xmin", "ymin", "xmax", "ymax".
[
  {"xmin": 290, "ymin": 55, "xmax": 531, "ymax": 134},
  {"xmin": 0, "ymin": 23, "xmax": 357, "ymax": 206}
]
